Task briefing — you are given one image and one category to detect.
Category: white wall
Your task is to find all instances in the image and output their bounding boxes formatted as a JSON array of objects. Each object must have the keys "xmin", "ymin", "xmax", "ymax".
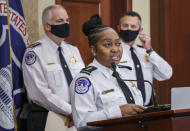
[
  {"xmin": 38, "ymin": 0, "xmax": 55, "ymax": 38},
  {"xmin": 132, "ymin": 0, "xmax": 150, "ymax": 44},
  {"xmin": 21, "ymin": 0, "xmax": 55, "ymax": 43}
]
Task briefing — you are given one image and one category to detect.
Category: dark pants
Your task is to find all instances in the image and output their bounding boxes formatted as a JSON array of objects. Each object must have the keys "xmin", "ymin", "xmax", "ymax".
[{"xmin": 27, "ymin": 103, "xmax": 48, "ymax": 131}]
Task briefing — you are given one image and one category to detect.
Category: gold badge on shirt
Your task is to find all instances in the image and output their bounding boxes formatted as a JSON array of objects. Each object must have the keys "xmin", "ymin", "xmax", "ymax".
[
  {"xmin": 129, "ymin": 81, "xmax": 138, "ymax": 90},
  {"xmin": 144, "ymin": 54, "xmax": 150, "ymax": 62},
  {"xmin": 129, "ymin": 81, "xmax": 136, "ymax": 88},
  {"xmin": 70, "ymin": 54, "xmax": 77, "ymax": 63}
]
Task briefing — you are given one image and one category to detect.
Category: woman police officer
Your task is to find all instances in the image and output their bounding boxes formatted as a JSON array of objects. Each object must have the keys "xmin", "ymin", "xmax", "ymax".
[{"xmin": 70, "ymin": 15, "xmax": 145, "ymax": 129}]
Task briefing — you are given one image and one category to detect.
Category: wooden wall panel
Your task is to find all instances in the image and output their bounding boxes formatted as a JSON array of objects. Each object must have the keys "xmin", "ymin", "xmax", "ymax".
[
  {"xmin": 151, "ymin": 0, "xmax": 170, "ymax": 104},
  {"xmin": 110, "ymin": 0, "xmax": 132, "ymax": 31},
  {"xmin": 151, "ymin": 0, "xmax": 190, "ymax": 104},
  {"xmin": 56, "ymin": 0, "xmax": 100, "ymax": 65},
  {"xmin": 56, "ymin": 0, "xmax": 132, "ymax": 65},
  {"xmin": 169, "ymin": 0, "xmax": 190, "ymax": 87}
]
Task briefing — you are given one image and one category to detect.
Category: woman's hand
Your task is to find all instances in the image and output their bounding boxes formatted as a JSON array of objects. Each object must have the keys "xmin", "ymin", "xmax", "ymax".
[{"xmin": 120, "ymin": 104, "xmax": 145, "ymax": 117}]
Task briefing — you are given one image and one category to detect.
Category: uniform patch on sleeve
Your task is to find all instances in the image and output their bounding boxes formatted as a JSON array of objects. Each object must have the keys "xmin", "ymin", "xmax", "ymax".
[
  {"xmin": 75, "ymin": 77, "xmax": 91, "ymax": 94},
  {"xmin": 25, "ymin": 51, "xmax": 37, "ymax": 65}
]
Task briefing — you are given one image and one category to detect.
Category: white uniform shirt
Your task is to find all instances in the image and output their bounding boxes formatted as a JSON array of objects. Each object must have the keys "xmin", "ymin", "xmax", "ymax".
[
  {"xmin": 120, "ymin": 42, "xmax": 173, "ymax": 105},
  {"xmin": 70, "ymin": 59, "xmax": 143, "ymax": 128},
  {"xmin": 22, "ymin": 35, "xmax": 85, "ymax": 115}
]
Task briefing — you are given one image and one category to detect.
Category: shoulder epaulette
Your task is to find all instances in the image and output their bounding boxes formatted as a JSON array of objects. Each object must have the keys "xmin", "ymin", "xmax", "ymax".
[
  {"xmin": 137, "ymin": 44, "xmax": 144, "ymax": 48},
  {"xmin": 80, "ymin": 66, "xmax": 97, "ymax": 75},
  {"xmin": 28, "ymin": 42, "xmax": 41, "ymax": 48},
  {"xmin": 118, "ymin": 65, "xmax": 132, "ymax": 70}
]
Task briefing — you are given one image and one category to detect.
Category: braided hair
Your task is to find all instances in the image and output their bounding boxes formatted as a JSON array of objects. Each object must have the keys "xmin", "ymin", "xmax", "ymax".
[{"xmin": 82, "ymin": 14, "xmax": 112, "ymax": 47}]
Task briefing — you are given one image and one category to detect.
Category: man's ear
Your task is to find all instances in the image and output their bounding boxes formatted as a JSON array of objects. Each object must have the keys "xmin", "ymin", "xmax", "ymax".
[
  {"xmin": 90, "ymin": 45, "xmax": 97, "ymax": 57},
  {"xmin": 117, "ymin": 25, "xmax": 121, "ymax": 33},
  {"xmin": 139, "ymin": 27, "xmax": 143, "ymax": 33},
  {"xmin": 44, "ymin": 23, "xmax": 51, "ymax": 32}
]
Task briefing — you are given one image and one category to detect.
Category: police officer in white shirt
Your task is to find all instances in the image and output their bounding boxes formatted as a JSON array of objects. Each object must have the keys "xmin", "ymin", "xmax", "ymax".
[
  {"xmin": 118, "ymin": 11, "xmax": 173, "ymax": 106},
  {"xmin": 22, "ymin": 5, "xmax": 84, "ymax": 131},
  {"xmin": 70, "ymin": 15, "xmax": 145, "ymax": 130}
]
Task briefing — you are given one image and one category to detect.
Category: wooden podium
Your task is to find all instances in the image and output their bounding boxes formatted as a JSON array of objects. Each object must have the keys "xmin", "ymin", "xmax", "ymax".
[{"xmin": 87, "ymin": 109, "xmax": 190, "ymax": 131}]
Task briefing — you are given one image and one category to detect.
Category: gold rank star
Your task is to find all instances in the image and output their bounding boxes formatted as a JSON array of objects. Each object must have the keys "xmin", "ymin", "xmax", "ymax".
[{"xmin": 70, "ymin": 54, "xmax": 77, "ymax": 63}]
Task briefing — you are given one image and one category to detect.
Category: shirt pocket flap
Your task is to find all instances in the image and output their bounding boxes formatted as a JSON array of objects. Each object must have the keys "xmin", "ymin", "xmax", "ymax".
[
  {"xmin": 141, "ymin": 62, "xmax": 153, "ymax": 68},
  {"xmin": 46, "ymin": 64, "xmax": 62, "ymax": 72},
  {"xmin": 46, "ymin": 65, "xmax": 63, "ymax": 87},
  {"xmin": 70, "ymin": 62, "xmax": 84, "ymax": 69},
  {"xmin": 100, "ymin": 91, "xmax": 124, "ymax": 104}
]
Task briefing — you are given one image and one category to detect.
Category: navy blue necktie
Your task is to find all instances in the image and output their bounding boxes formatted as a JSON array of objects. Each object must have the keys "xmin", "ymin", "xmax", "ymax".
[
  {"xmin": 58, "ymin": 47, "xmax": 73, "ymax": 86},
  {"xmin": 112, "ymin": 63, "xmax": 135, "ymax": 104},
  {"xmin": 130, "ymin": 47, "xmax": 146, "ymax": 103}
]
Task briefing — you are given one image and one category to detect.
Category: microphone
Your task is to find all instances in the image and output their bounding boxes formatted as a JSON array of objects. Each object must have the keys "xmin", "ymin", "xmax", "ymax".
[
  {"xmin": 123, "ymin": 79, "xmax": 158, "ymax": 106},
  {"xmin": 122, "ymin": 79, "xmax": 171, "ymax": 113},
  {"xmin": 111, "ymin": 62, "xmax": 170, "ymax": 113}
]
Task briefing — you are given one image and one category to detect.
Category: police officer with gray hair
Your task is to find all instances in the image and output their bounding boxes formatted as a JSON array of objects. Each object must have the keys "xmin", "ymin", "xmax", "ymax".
[{"xmin": 22, "ymin": 5, "xmax": 84, "ymax": 131}]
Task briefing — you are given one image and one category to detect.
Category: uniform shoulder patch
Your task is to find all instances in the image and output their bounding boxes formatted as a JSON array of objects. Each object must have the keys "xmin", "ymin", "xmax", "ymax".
[
  {"xmin": 80, "ymin": 66, "xmax": 97, "ymax": 75},
  {"xmin": 25, "ymin": 51, "xmax": 37, "ymax": 65},
  {"xmin": 137, "ymin": 44, "xmax": 144, "ymax": 48},
  {"xmin": 118, "ymin": 65, "xmax": 132, "ymax": 70},
  {"xmin": 75, "ymin": 77, "xmax": 91, "ymax": 94},
  {"xmin": 28, "ymin": 42, "xmax": 41, "ymax": 48}
]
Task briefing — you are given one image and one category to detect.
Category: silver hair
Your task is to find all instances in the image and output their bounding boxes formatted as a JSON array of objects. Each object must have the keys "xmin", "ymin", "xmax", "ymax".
[{"xmin": 42, "ymin": 4, "xmax": 65, "ymax": 24}]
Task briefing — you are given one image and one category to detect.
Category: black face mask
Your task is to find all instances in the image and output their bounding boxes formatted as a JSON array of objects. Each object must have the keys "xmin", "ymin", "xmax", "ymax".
[
  {"xmin": 50, "ymin": 23, "xmax": 70, "ymax": 38},
  {"xmin": 120, "ymin": 29, "xmax": 139, "ymax": 43}
]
